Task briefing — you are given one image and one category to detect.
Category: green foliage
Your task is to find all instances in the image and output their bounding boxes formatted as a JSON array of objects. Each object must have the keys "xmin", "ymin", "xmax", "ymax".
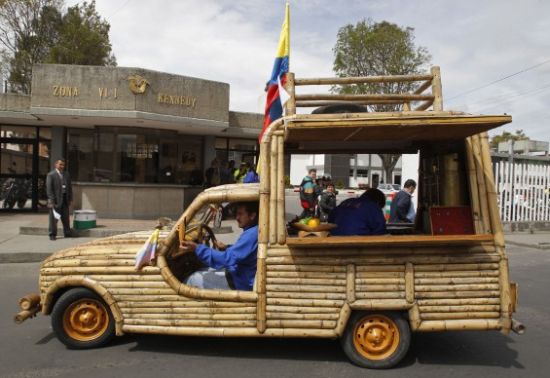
[
  {"xmin": 332, "ymin": 19, "xmax": 431, "ymax": 111},
  {"xmin": 0, "ymin": 0, "xmax": 115, "ymax": 93},
  {"xmin": 0, "ymin": 0, "xmax": 63, "ymax": 93},
  {"xmin": 490, "ymin": 129, "xmax": 528, "ymax": 149},
  {"xmin": 47, "ymin": 1, "xmax": 116, "ymax": 66},
  {"xmin": 332, "ymin": 19, "xmax": 431, "ymax": 184}
]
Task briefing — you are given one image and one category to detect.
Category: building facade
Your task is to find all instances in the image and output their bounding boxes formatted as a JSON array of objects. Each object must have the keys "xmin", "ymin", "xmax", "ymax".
[
  {"xmin": 0, "ymin": 64, "xmax": 262, "ymax": 219},
  {"xmin": 289, "ymin": 153, "xmax": 403, "ymax": 188}
]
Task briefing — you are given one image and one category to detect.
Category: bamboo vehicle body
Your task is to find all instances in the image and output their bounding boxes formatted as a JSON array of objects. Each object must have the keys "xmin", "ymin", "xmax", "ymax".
[{"xmin": 17, "ymin": 67, "xmax": 523, "ymax": 369}]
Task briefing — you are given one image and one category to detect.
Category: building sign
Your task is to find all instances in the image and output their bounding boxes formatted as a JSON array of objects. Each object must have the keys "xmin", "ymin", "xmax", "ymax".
[
  {"xmin": 30, "ymin": 64, "xmax": 230, "ymax": 124},
  {"xmin": 52, "ymin": 85, "xmax": 79, "ymax": 97},
  {"xmin": 157, "ymin": 93, "xmax": 197, "ymax": 108}
]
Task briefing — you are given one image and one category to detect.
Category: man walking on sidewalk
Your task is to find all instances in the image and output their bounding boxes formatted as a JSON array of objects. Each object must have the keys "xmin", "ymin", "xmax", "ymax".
[{"xmin": 46, "ymin": 159, "xmax": 73, "ymax": 240}]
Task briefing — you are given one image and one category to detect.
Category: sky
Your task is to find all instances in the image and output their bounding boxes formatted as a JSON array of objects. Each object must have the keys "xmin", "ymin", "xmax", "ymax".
[{"xmin": 66, "ymin": 0, "xmax": 550, "ymax": 142}]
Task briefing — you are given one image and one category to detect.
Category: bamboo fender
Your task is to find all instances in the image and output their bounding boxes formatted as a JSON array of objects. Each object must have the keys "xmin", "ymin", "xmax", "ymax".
[{"xmin": 42, "ymin": 276, "xmax": 125, "ymax": 336}]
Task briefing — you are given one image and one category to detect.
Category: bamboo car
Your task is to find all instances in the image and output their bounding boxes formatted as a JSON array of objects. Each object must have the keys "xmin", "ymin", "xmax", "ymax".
[{"xmin": 16, "ymin": 67, "xmax": 524, "ymax": 369}]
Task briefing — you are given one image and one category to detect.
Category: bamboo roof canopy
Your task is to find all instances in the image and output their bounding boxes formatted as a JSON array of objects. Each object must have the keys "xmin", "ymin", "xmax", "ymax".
[
  {"xmin": 283, "ymin": 112, "xmax": 511, "ymax": 154},
  {"xmin": 281, "ymin": 66, "xmax": 512, "ymax": 153}
]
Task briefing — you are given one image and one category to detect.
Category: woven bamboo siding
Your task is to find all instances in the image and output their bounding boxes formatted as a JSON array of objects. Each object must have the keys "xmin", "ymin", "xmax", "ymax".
[
  {"xmin": 266, "ymin": 245, "xmax": 503, "ymax": 331},
  {"xmin": 415, "ymin": 263, "xmax": 501, "ymax": 321},
  {"xmin": 354, "ymin": 266, "xmax": 406, "ymax": 300},
  {"xmin": 265, "ymin": 247, "xmax": 345, "ymax": 329},
  {"xmin": 40, "ymin": 236, "xmax": 257, "ymax": 332}
]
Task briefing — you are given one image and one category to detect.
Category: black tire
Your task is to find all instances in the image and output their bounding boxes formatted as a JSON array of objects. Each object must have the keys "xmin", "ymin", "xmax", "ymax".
[
  {"xmin": 51, "ymin": 288, "xmax": 115, "ymax": 349},
  {"xmin": 340, "ymin": 311, "xmax": 411, "ymax": 369},
  {"xmin": 17, "ymin": 198, "xmax": 27, "ymax": 208}
]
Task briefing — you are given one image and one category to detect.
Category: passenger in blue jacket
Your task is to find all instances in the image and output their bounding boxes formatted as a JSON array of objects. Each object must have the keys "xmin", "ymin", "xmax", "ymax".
[
  {"xmin": 180, "ymin": 202, "xmax": 258, "ymax": 291},
  {"xmin": 329, "ymin": 188, "xmax": 387, "ymax": 236}
]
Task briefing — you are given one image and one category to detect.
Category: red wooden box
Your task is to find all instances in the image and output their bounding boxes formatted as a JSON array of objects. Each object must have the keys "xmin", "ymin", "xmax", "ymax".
[{"xmin": 430, "ymin": 206, "xmax": 475, "ymax": 235}]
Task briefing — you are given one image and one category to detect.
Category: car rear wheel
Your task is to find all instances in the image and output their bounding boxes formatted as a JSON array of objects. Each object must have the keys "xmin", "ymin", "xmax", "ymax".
[
  {"xmin": 341, "ymin": 311, "xmax": 411, "ymax": 369},
  {"xmin": 51, "ymin": 288, "xmax": 115, "ymax": 349}
]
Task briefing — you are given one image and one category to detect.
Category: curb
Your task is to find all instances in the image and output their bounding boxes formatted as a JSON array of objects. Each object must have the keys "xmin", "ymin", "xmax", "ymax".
[
  {"xmin": 0, "ymin": 253, "xmax": 51, "ymax": 264},
  {"xmin": 505, "ymin": 240, "xmax": 550, "ymax": 250}
]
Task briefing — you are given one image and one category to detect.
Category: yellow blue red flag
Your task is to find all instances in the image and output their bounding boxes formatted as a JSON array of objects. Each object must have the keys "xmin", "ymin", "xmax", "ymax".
[{"xmin": 260, "ymin": 3, "xmax": 290, "ymax": 143}]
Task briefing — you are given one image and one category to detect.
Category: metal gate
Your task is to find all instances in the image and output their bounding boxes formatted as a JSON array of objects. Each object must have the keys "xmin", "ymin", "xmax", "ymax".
[{"xmin": 493, "ymin": 154, "xmax": 550, "ymax": 222}]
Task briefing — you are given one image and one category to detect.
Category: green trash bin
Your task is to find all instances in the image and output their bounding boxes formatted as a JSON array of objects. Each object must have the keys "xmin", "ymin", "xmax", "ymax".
[{"xmin": 73, "ymin": 210, "xmax": 97, "ymax": 229}]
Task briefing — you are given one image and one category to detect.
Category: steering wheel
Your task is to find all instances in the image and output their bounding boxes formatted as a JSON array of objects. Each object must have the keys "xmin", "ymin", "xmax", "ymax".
[
  {"xmin": 169, "ymin": 221, "xmax": 218, "ymax": 259},
  {"xmin": 197, "ymin": 223, "xmax": 217, "ymax": 247}
]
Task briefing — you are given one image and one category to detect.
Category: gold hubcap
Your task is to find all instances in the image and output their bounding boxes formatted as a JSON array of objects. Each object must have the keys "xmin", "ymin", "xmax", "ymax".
[
  {"xmin": 63, "ymin": 299, "xmax": 109, "ymax": 341},
  {"xmin": 353, "ymin": 314, "xmax": 400, "ymax": 360}
]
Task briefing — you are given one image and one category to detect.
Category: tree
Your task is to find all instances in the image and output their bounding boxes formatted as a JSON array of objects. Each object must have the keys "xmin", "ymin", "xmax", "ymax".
[
  {"xmin": 332, "ymin": 20, "xmax": 431, "ymax": 184},
  {"xmin": 0, "ymin": 0, "xmax": 63, "ymax": 93},
  {"xmin": 490, "ymin": 129, "xmax": 528, "ymax": 150},
  {"xmin": 47, "ymin": 1, "xmax": 116, "ymax": 66},
  {"xmin": 0, "ymin": 0, "xmax": 115, "ymax": 94}
]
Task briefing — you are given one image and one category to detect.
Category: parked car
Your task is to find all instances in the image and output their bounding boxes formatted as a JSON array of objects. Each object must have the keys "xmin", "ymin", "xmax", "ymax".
[{"xmin": 377, "ymin": 183, "xmax": 401, "ymax": 192}]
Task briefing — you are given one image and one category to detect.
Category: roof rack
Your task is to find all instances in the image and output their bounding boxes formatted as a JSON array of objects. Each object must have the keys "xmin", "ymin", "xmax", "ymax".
[{"xmin": 283, "ymin": 66, "xmax": 442, "ymax": 115}]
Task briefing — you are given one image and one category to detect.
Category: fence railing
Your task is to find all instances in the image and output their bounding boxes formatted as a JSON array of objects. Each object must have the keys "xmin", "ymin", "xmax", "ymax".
[{"xmin": 493, "ymin": 156, "xmax": 550, "ymax": 222}]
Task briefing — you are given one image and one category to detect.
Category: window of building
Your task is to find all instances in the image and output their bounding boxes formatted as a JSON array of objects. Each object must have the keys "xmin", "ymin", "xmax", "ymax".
[
  {"xmin": 68, "ymin": 127, "xmax": 204, "ymax": 185},
  {"xmin": 215, "ymin": 137, "xmax": 257, "ymax": 166}
]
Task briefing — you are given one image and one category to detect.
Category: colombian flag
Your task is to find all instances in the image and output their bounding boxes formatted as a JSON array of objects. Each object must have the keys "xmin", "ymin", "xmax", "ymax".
[{"xmin": 260, "ymin": 3, "xmax": 290, "ymax": 143}]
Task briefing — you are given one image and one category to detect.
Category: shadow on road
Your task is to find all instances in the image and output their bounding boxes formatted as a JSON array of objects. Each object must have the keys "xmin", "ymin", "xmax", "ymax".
[
  {"xmin": 109, "ymin": 329, "xmax": 523, "ymax": 368},
  {"xmin": 404, "ymin": 331, "xmax": 523, "ymax": 369}
]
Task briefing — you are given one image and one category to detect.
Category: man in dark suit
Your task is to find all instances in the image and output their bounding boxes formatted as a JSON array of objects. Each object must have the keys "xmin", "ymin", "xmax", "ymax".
[
  {"xmin": 389, "ymin": 179, "xmax": 417, "ymax": 223},
  {"xmin": 46, "ymin": 159, "xmax": 73, "ymax": 240}
]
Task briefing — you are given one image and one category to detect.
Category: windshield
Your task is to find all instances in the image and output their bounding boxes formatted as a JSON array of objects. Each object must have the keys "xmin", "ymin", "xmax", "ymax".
[{"xmin": 184, "ymin": 203, "xmax": 219, "ymax": 236}]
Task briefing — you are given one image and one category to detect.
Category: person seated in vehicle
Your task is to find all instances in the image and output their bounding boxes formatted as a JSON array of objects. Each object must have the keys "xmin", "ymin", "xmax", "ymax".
[
  {"xmin": 389, "ymin": 179, "xmax": 417, "ymax": 223},
  {"xmin": 180, "ymin": 202, "xmax": 259, "ymax": 291},
  {"xmin": 329, "ymin": 188, "xmax": 387, "ymax": 236}
]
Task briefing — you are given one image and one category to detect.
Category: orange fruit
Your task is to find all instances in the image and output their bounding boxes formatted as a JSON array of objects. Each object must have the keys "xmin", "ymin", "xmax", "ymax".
[{"xmin": 307, "ymin": 218, "xmax": 320, "ymax": 227}]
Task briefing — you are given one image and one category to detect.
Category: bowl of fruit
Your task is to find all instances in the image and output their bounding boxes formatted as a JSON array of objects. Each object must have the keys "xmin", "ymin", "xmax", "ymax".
[{"xmin": 292, "ymin": 217, "xmax": 337, "ymax": 232}]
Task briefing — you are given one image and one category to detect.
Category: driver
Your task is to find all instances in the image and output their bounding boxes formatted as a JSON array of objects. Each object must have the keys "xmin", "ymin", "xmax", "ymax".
[{"xmin": 180, "ymin": 202, "xmax": 259, "ymax": 291}]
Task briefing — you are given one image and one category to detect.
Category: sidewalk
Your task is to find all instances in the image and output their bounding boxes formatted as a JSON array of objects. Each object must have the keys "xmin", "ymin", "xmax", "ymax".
[
  {"xmin": 505, "ymin": 232, "xmax": 550, "ymax": 250},
  {"xmin": 1, "ymin": 212, "xmax": 548, "ymax": 264},
  {"xmin": 0, "ymin": 213, "xmax": 161, "ymax": 263}
]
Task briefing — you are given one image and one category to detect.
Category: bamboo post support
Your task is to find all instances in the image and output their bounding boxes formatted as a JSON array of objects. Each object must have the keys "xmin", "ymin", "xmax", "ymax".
[
  {"xmin": 277, "ymin": 135, "xmax": 286, "ymax": 244},
  {"xmin": 465, "ymin": 137, "xmax": 484, "ymax": 233},
  {"xmin": 346, "ymin": 264, "xmax": 356, "ymax": 303},
  {"xmin": 408, "ymin": 304, "xmax": 421, "ymax": 330},
  {"xmin": 472, "ymin": 135, "xmax": 492, "ymax": 233},
  {"xmin": 285, "ymin": 72, "xmax": 296, "ymax": 116},
  {"xmin": 269, "ymin": 137, "xmax": 278, "ymax": 244},
  {"xmin": 479, "ymin": 132, "xmax": 512, "ymax": 331},
  {"xmin": 405, "ymin": 263, "xmax": 415, "ymax": 303},
  {"xmin": 431, "ymin": 66, "xmax": 443, "ymax": 111},
  {"xmin": 334, "ymin": 303, "xmax": 351, "ymax": 336}
]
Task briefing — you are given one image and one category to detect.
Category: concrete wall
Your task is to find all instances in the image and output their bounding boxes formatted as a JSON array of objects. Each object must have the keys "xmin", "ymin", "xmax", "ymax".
[
  {"xmin": 0, "ymin": 94, "xmax": 30, "ymax": 111},
  {"xmin": 30, "ymin": 64, "xmax": 229, "ymax": 123},
  {"xmin": 73, "ymin": 183, "xmax": 203, "ymax": 220},
  {"xmin": 229, "ymin": 111, "xmax": 262, "ymax": 130}
]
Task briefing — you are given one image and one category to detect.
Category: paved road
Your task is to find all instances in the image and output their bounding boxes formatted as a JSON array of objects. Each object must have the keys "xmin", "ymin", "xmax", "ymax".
[{"xmin": 2, "ymin": 245, "xmax": 548, "ymax": 378}]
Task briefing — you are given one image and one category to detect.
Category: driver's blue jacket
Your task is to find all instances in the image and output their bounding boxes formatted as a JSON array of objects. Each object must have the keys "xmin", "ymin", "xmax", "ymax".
[{"xmin": 195, "ymin": 225, "xmax": 258, "ymax": 291}]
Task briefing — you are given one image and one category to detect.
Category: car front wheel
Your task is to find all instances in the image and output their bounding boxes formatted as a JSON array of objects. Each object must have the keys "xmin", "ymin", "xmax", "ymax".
[
  {"xmin": 51, "ymin": 288, "xmax": 115, "ymax": 349},
  {"xmin": 341, "ymin": 311, "xmax": 411, "ymax": 369}
]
